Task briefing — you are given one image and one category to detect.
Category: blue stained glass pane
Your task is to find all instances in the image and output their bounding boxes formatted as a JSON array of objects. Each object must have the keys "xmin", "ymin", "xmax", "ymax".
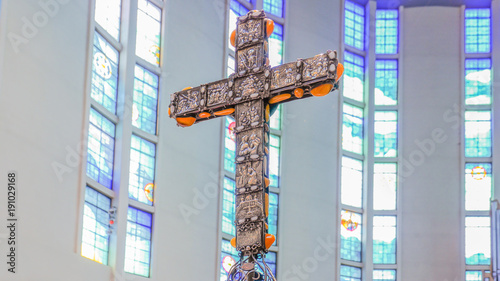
[
  {"xmin": 345, "ymin": 0, "xmax": 365, "ymax": 50},
  {"xmin": 263, "ymin": 0, "xmax": 283, "ymax": 17},
  {"xmin": 344, "ymin": 52, "xmax": 365, "ymax": 102},
  {"xmin": 125, "ymin": 207, "xmax": 152, "ymax": 277},
  {"xmin": 129, "ymin": 135, "xmax": 156, "ymax": 205},
  {"xmin": 222, "ymin": 177, "xmax": 236, "ymax": 235},
  {"xmin": 268, "ymin": 193, "xmax": 279, "ymax": 246},
  {"xmin": 465, "ymin": 111, "xmax": 491, "ymax": 157},
  {"xmin": 220, "ymin": 239, "xmax": 239, "ymax": 281},
  {"xmin": 373, "ymin": 270, "xmax": 396, "ymax": 281},
  {"xmin": 466, "ymin": 271, "xmax": 482, "ymax": 281},
  {"xmin": 340, "ymin": 265, "xmax": 362, "ymax": 281},
  {"xmin": 374, "ymin": 111, "xmax": 397, "ymax": 157},
  {"xmin": 229, "ymin": 0, "xmax": 249, "ymax": 51},
  {"xmin": 269, "ymin": 135, "xmax": 280, "ymax": 187},
  {"xmin": 465, "ymin": 8, "xmax": 491, "ymax": 53},
  {"xmin": 340, "ymin": 210, "xmax": 362, "ymax": 262},
  {"xmin": 373, "ymin": 216, "xmax": 396, "ymax": 264},
  {"xmin": 95, "ymin": 0, "xmax": 121, "ymax": 40},
  {"xmin": 465, "ymin": 163, "xmax": 492, "ymax": 211},
  {"xmin": 375, "ymin": 60, "xmax": 397, "ymax": 105},
  {"xmin": 343, "ymin": 104, "xmax": 364, "ymax": 155},
  {"xmin": 91, "ymin": 33, "xmax": 119, "ymax": 114},
  {"xmin": 264, "ymin": 252, "xmax": 277, "ymax": 277},
  {"xmin": 465, "ymin": 58, "xmax": 491, "ymax": 105},
  {"xmin": 269, "ymin": 23, "xmax": 284, "ymax": 66},
  {"xmin": 87, "ymin": 109, "xmax": 116, "ymax": 189},
  {"xmin": 376, "ymin": 10, "xmax": 398, "ymax": 54},
  {"xmin": 224, "ymin": 117, "xmax": 236, "ymax": 173},
  {"xmin": 81, "ymin": 187, "xmax": 111, "ymax": 265},
  {"xmin": 133, "ymin": 65, "xmax": 159, "ymax": 134},
  {"xmin": 465, "ymin": 216, "xmax": 490, "ymax": 265},
  {"xmin": 136, "ymin": 0, "xmax": 162, "ymax": 65},
  {"xmin": 341, "ymin": 156, "xmax": 363, "ymax": 208},
  {"xmin": 373, "ymin": 163, "xmax": 397, "ymax": 210}
]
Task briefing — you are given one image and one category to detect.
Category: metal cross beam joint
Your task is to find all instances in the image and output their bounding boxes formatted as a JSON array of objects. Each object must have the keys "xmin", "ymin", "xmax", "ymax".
[{"xmin": 169, "ymin": 9, "xmax": 343, "ymax": 281}]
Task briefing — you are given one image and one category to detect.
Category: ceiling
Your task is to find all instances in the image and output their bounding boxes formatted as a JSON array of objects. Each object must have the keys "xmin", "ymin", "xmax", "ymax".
[{"xmin": 376, "ymin": 0, "xmax": 492, "ymax": 8}]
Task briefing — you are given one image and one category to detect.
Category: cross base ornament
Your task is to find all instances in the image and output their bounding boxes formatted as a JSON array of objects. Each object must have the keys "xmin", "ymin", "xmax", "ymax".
[{"xmin": 169, "ymin": 10, "xmax": 343, "ymax": 281}]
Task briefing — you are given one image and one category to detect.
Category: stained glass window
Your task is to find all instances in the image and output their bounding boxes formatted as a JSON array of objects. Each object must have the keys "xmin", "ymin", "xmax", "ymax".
[
  {"xmin": 270, "ymin": 105, "xmax": 282, "ymax": 130},
  {"xmin": 373, "ymin": 163, "xmax": 397, "ymax": 210},
  {"xmin": 373, "ymin": 270, "xmax": 396, "ymax": 281},
  {"xmin": 269, "ymin": 135, "xmax": 281, "ymax": 188},
  {"xmin": 124, "ymin": 207, "xmax": 152, "ymax": 277},
  {"xmin": 222, "ymin": 177, "xmax": 236, "ymax": 235},
  {"xmin": 465, "ymin": 9, "xmax": 491, "ymax": 54},
  {"xmin": 465, "ymin": 58, "xmax": 491, "ymax": 105},
  {"xmin": 465, "ymin": 163, "xmax": 492, "ymax": 211},
  {"xmin": 224, "ymin": 117, "xmax": 236, "ymax": 173},
  {"xmin": 269, "ymin": 22, "xmax": 284, "ymax": 66},
  {"xmin": 136, "ymin": 0, "xmax": 162, "ymax": 65},
  {"xmin": 87, "ymin": 109, "xmax": 115, "ymax": 189},
  {"xmin": 269, "ymin": 192, "xmax": 279, "ymax": 246},
  {"xmin": 81, "ymin": 186, "xmax": 110, "ymax": 264},
  {"xmin": 344, "ymin": 52, "xmax": 365, "ymax": 102},
  {"xmin": 375, "ymin": 10, "xmax": 398, "ymax": 54},
  {"xmin": 344, "ymin": 0, "xmax": 365, "ymax": 50},
  {"xmin": 465, "ymin": 111, "xmax": 491, "ymax": 157},
  {"xmin": 375, "ymin": 60, "xmax": 397, "ymax": 105},
  {"xmin": 94, "ymin": 0, "xmax": 121, "ymax": 40},
  {"xmin": 466, "ymin": 271, "xmax": 483, "ymax": 281},
  {"xmin": 229, "ymin": 0, "xmax": 249, "ymax": 51},
  {"xmin": 373, "ymin": 216, "xmax": 396, "ymax": 264},
  {"xmin": 220, "ymin": 239, "xmax": 239, "ymax": 281},
  {"xmin": 341, "ymin": 157, "xmax": 363, "ymax": 208},
  {"xmin": 340, "ymin": 265, "xmax": 362, "ymax": 281},
  {"xmin": 132, "ymin": 65, "xmax": 159, "ymax": 135},
  {"xmin": 340, "ymin": 210, "xmax": 362, "ymax": 262},
  {"xmin": 129, "ymin": 135, "xmax": 156, "ymax": 205},
  {"xmin": 91, "ymin": 33, "xmax": 119, "ymax": 114},
  {"xmin": 374, "ymin": 111, "xmax": 397, "ymax": 157},
  {"xmin": 465, "ymin": 216, "xmax": 491, "ymax": 265},
  {"xmin": 343, "ymin": 104, "xmax": 364, "ymax": 155},
  {"xmin": 263, "ymin": 0, "xmax": 284, "ymax": 17}
]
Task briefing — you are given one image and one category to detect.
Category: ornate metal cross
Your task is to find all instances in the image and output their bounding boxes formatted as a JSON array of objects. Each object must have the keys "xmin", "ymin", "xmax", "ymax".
[{"xmin": 169, "ymin": 10, "xmax": 343, "ymax": 281}]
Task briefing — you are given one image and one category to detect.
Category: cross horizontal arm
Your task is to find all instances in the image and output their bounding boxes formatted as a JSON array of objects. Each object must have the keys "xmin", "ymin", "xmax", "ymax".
[{"xmin": 168, "ymin": 50, "xmax": 343, "ymax": 127}]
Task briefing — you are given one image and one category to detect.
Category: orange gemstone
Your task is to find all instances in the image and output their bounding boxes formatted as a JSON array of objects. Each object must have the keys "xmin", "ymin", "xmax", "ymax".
[
  {"xmin": 336, "ymin": 63, "xmax": 344, "ymax": 82},
  {"xmin": 230, "ymin": 30, "xmax": 236, "ymax": 47},
  {"xmin": 198, "ymin": 112, "xmax": 211, "ymax": 118},
  {"xmin": 176, "ymin": 117, "xmax": 196, "ymax": 127},
  {"xmin": 266, "ymin": 19, "xmax": 275, "ymax": 38},
  {"xmin": 214, "ymin": 108, "xmax": 235, "ymax": 116},
  {"xmin": 269, "ymin": 93, "xmax": 291, "ymax": 104},
  {"xmin": 230, "ymin": 237, "xmax": 237, "ymax": 248},
  {"xmin": 266, "ymin": 57, "xmax": 270, "ymax": 66},
  {"xmin": 265, "ymin": 105, "xmax": 270, "ymax": 122},
  {"xmin": 294, "ymin": 88, "xmax": 304, "ymax": 98},
  {"xmin": 310, "ymin": 83, "xmax": 333, "ymax": 97},
  {"xmin": 265, "ymin": 234, "xmax": 276, "ymax": 249},
  {"xmin": 265, "ymin": 177, "xmax": 270, "ymax": 187},
  {"xmin": 182, "ymin": 86, "xmax": 192, "ymax": 91},
  {"xmin": 168, "ymin": 107, "xmax": 171, "ymax": 116}
]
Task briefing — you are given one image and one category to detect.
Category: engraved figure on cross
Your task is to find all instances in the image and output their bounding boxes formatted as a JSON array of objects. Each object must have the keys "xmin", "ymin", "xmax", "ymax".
[{"xmin": 169, "ymin": 9, "xmax": 344, "ymax": 281}]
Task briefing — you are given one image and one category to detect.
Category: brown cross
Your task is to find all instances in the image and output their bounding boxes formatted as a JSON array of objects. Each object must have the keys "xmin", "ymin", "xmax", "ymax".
[{"xmin": 169, "ymin": 9, "xmax": 343, "ymax": 280}]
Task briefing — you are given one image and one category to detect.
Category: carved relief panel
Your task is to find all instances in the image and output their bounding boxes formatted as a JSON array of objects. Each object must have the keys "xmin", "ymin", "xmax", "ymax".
[
  {"xmin": 237, "ymin": 18, "xmax": 263, "ymax": 47},
  {"xmin": 235, "ymin": 100, "xmax": 263, "ymax": 132},
  {"xmin": 237, "ymin": 45, "xmax": 264, "ymax": 72},
  {"xmin": 270, "ymin": 62, "xmax": 297, "ymax": 90},
  {"xmin": 175, "ymin": 87, "xmax": 202, "ymax": 114},
  {"xmin": 236, "ymin": 128, "xmax": 264, "ymax": 162},
  {"xmin": 206, "ymin": 80, "xmax": 230, "ymax": 107},
  {"xmin": 234, "ymin": 74, "xmax": 266, "ymax": 103}
]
